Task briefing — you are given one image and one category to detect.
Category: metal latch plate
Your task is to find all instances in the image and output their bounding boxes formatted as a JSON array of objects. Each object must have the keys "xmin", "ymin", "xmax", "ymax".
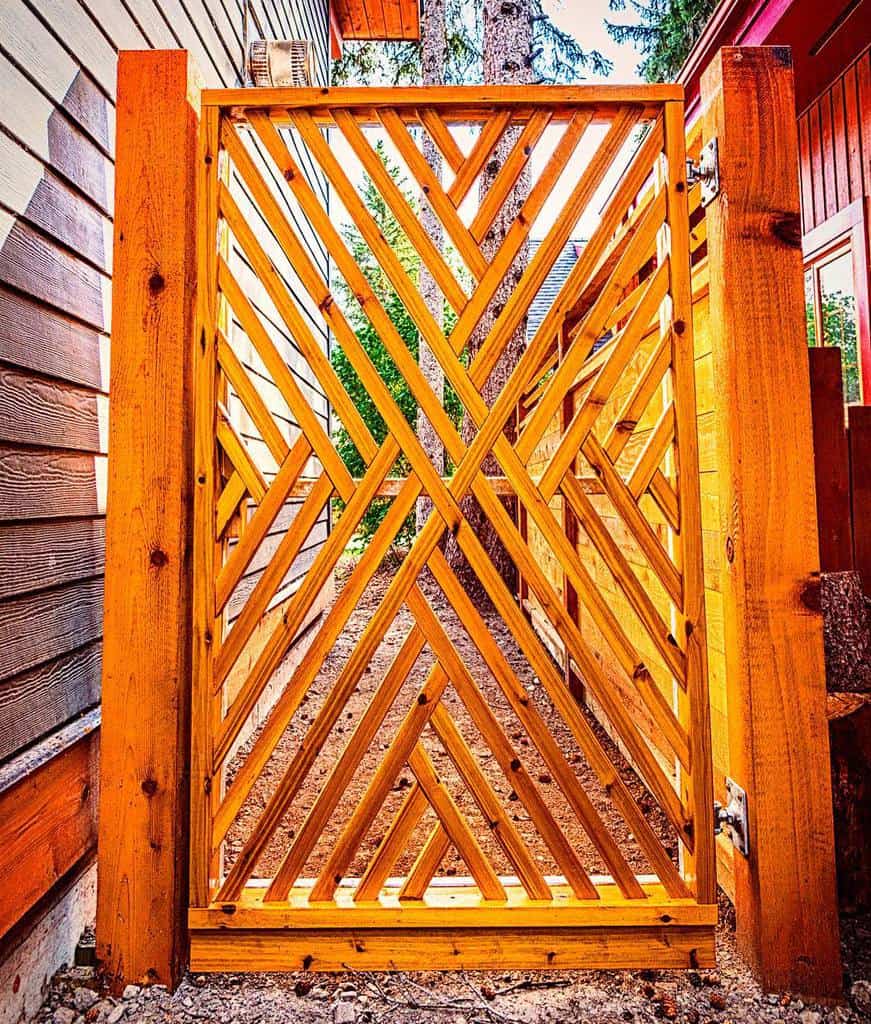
[
  {"xmin": 698, "ymin": 138, "xmax": 720, "ymax": 207},
  {"xmin": 714, "ymin": 776, "xmax": 750, "ymax": 856}
]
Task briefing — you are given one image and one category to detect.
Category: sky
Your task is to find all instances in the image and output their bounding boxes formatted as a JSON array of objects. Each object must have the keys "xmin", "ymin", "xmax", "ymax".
[{"xmin": 326, "ymin": 2, "xmax": 647, "ymax": 251}]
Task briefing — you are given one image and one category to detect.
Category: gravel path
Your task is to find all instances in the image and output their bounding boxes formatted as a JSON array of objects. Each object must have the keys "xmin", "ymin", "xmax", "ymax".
[
  {"xmin": 36, "ymin": 908, "xmax": 871, "ymax": 1023},
  {"xmin": 35, "ymin": 552, "xmax": 871, "ymax": 1023}
]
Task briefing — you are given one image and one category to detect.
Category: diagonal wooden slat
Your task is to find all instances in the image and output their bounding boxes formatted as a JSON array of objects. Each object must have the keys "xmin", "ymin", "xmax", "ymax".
[
  {"xmin": 216, "ymin": 471, "xmax": 248, "ymax": 537},
  {"xmin": 377, "ymin": 107, "xmax": 489, "ymax": 279},
  {"xmin": 330, "ymin": 109, "xmax": 468, "ymax": 314},
  {"xmin": 447, "ymin": 109, "xmax": 512, "ymax": 205},
  {"xmin": 407, "ymin": 743, "xmax": 506, "ymax": 901},
  {"xmin": 354, "ymin": 782, "xmax": 430, "ymax": 902},
  {"xmin": 469, "ymin": 109, "xmax": 552, "ymax": 244},
  {"xmin": 627, "ymin": 401, "xmax": 675, "ymax": 501},
  {"xmin": 217, "ymin": 413, "xmax": 268, "ymax": 503},
  {"xmin": 417, "ymin": 107, "xmax": 465, "ymax": 174},
  {"xmin": 399, "ymin": 823, "xmax": 452, "ymax": 901},
  {"xmin": 217, "ymin": 331, "xmax": 289, "ymax": 465}
]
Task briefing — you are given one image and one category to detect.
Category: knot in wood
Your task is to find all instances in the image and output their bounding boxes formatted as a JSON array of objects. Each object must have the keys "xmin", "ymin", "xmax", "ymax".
[
  {"xmin": 141, "ymin": 777, "xmax": 158, "ymax": 797},
  {"xmin": 673, "ymin": 318, "xmax": 686, "ymax": 335},
  {"xmin": 148, "ymin": 272, "xmax": 166, "ymax": 295},
  {"xmin": 149, "ymin": 547, "xmax": 169, "ymax": 568}
]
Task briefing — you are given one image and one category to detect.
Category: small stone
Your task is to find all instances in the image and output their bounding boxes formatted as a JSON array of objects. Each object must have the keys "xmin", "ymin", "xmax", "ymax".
[
  {"xmin": 799, "ymin": 1011, "xmax": 821, "ymax": 1024},
  {"xmin": 709, "ymin": 992, "xmax": 727, "ymax": 1011},
  {"xmin": 106, "ymin": 1006, "xmax": 126, "ymax": 1024},
  {"xmin": 53, "ymin": 1009, "xmax": 77, "ymax": 1024},
  {"xmin": 73, "ymin": 990, "xmax": 99, "ymax": 1013},
  {"xmin": 334, "ymin": 1001, "xmax": 356, "ymax": 1024},
  {"xmin": 294, "ymin": 979, "xmax": 312, "ymax": 997},
  {"xmin": 310, "ymin": 986, "xmax": 330, "ymax": 1000},
  {"xmin": 851, "ymin": 979, "xmax": 871, "ymax": 1016},
  {"xmin": 120, "ymin": 986, "xmax": 140, "ymax": 1001}
]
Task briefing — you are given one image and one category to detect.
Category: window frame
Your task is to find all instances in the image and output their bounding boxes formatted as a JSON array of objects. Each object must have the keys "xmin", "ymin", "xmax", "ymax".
[{"xmin": 803, "ymin": 197, "xmax": 871, "ymax": 405}]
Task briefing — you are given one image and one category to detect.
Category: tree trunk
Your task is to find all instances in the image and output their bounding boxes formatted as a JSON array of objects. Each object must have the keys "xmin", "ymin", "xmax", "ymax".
[
  {"xmin": 445, "ymin": 0, "xmax": 533, "ymax": 604},
  {"xmin": 415, "ymin": 0, "xmax": 447, "ymax": 532}
]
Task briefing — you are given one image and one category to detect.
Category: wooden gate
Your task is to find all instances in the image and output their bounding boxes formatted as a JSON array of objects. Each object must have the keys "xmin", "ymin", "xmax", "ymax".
[{"xmin": 188, "ymin": 84, "xmax": 717, "ymax": 972}]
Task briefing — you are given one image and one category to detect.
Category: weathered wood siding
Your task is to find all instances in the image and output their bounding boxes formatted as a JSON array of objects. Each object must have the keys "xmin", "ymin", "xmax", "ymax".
[
  {"xmin": 798, "ymin": 43, "xmax": 871, "ymax": 236},
  {"xmin": 0, "ymin": 0, "xmax": 330, "ymax": 943},
  {"xmin": 0, "ymin": 0, "xmax": 329, "ymax": 768}
]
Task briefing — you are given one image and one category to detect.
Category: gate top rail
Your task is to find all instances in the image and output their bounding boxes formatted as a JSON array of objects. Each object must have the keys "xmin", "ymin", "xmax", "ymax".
[{"xmin": 201, "ymin": 83, "xmax": 684, "ymax": 124}]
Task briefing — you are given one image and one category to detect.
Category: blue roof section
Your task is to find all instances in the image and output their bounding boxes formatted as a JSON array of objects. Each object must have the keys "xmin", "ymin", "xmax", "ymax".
[{"xmin": 526, "ymin": 238, "xmax": 586, "ymax": 342}]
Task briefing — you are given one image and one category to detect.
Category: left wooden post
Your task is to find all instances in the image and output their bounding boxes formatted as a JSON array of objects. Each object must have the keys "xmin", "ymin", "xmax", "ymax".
[{"xmin": 97, "ymin": 50, "xmax": 202, "ymax": 991}]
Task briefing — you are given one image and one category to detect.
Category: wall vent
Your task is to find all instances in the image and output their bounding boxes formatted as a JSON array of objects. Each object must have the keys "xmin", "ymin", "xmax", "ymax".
[{"xmin": 248, "ymin": 40, "xmax": 315, "ymax": 87}]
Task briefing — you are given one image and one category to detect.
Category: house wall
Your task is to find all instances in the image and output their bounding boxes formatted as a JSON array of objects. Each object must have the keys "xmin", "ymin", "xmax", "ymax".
[
  {"xmin": 0, "ymin": 0, "xmax": 330, "ymax": 998},
  {"xmin": 797, "ymin": 43, "xmax": 870, "ymax": 236}
]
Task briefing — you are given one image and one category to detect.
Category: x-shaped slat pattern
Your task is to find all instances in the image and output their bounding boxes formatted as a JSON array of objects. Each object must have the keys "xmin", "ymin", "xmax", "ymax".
[{"xmin": 191, "ymin": 91, "xmax": 715, "ymax": 917}]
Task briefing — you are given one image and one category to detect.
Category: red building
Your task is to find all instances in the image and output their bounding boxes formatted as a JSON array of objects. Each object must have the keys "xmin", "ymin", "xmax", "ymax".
[{"xmin": 682, "ymin": 0, "xmax": 871, "ymax": 405}]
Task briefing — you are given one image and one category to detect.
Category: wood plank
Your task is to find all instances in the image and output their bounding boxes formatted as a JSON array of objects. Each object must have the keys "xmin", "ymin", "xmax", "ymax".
[
  {"xmin": 0, "ymin": 365, "xmax": 106, "ymax": 452},
  {"xmin": 701, "ymin": 46, "xmax": 841, "ymax": 999},
  {"xmin": 808, "ymin": 347, "xmax": 853, "ymax": 572},
  {"xmin": 0, "ymin": 641, "xmax": 101, "ymax": 761},
  {"xmin": 96, "ymin": 51, "xmax": 200, "ymax": 993},
  {"xmin": 0, "ymin": 447, "xmax": 106, "ymax": 520},
  {"xmin": 0, "ymin": 575, "xmax": 102, "ymax": 682},
  {"xmin": 0, "ymin": 519, "xmax": 104, "ymax": 599},
  {"xmin": 0, "ymin": 725, "xmax": 98, "ymax": 939},
  {"xmin": 0, "ymin": 285, "xmax": 107, "ymax": 390},
  {"xmin": 203, "ymin": 83, "xmax": 686, "ymax": 114},
  {"xmin": 0, "ymin": 215, "xmax": 109, "ymax": 330},
  {"xmin": 189, "ymin": 924, "xmax": 715, "ymax": 972},
  {"xmin": 849, "ymin": 405, "xmax": 871, "ymax": 590}
]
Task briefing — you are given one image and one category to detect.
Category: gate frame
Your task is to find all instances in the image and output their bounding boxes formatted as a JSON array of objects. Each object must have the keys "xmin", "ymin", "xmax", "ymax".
[{"xmin": 97, "ymin": 47, "xmax": 840, "ymax": 997}]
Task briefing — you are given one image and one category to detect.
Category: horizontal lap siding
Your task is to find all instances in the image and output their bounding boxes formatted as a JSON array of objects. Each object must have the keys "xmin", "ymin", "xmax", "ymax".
[
  {"xmin": 798, "ymin": 45, "xmax": 871, "ymax": 235},
  {"xmin": 0, "ymin": 0, "xmax": 330, "ymax": 767}
]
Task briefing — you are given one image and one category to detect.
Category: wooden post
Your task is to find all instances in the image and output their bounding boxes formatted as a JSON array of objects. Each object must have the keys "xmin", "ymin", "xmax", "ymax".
[
  {"xmin": 96, "ymin": 51, "xmax": 201, "ymax": 991},
  {"xmin": 808, "ymin": 347, "xmax": 852, "ymax": 573},
  {"xmin": 701, "ymin": 47, "xmax": 842, "ymax": 999}
]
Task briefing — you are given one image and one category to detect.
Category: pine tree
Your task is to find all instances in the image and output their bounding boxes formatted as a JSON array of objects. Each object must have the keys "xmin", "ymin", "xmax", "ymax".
[{"xmin": 606, "ymin": 0, "xmax": 717, "ymax": 83}]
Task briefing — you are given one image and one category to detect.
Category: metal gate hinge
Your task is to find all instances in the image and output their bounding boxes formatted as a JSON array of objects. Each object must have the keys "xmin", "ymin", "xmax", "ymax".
[
  {"xmin": 686, "ymin": 137, "xmax": 719, "ymax": 207},
  {"xmin": 714, "ymin": 776, "xmax": 749, "ymax": 856}
]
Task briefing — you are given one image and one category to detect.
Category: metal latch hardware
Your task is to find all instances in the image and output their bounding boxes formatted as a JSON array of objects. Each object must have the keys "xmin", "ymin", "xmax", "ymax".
[
  {"xmin": 686, "ymin": 138, "xmax": 720, "ymax": 207},
  {"xmin": 714, "ymin": 776, "xmax": 749, "ymax": 856}
]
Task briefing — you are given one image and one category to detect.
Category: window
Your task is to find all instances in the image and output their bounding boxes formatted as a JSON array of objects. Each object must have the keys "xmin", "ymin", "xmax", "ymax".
[{"xmin": 803, "ymin": 199, "xmax": 871, "ymax": 406}]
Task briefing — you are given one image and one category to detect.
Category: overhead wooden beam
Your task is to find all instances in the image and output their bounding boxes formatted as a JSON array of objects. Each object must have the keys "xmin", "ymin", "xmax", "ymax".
[
  {"xmin": 701, "ymin": 46, "xmax": 841, "ymax": 999},
  {"xmin": 96, "ymin": 51, "xmax": 201, "ymax": 992}
]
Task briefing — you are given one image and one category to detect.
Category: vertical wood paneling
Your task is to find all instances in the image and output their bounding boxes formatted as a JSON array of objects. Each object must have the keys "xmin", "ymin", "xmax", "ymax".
[{"xmin": 799, "ymin": 44, "xmax": 871, "ymax": 233}]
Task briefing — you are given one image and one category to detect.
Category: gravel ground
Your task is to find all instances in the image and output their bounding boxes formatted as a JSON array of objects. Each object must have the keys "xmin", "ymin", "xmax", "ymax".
[
  {"xmin": 34, "ymin": 908, "xmax": 871, "ymax": 1024},
  {"xmin": 35, "ymin": 553, "xmax": 871, "ymax": 1023}
]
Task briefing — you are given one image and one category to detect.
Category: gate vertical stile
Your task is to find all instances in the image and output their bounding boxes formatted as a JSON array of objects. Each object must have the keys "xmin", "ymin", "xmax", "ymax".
[
  {"xmin": 190, "ymin": 102, "xmax": 222, "ymax": 910},
  {"xmin": 663, "ymin": 99, "xmax": 716, "ymax": 904},
  {"xmin": 187, "ymin": 86, "xmax": 718, "ymax": 972}
]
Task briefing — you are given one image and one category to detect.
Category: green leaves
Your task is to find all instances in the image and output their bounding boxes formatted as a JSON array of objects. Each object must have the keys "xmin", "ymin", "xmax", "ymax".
[{"xmin": 606, "ymin": 0, "xmax": 717, "ymax": 83}]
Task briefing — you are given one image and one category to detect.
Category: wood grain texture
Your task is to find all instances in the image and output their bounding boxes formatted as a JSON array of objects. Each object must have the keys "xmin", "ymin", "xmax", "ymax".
[
  {"xmin": 189, "ymin": 924, "xmax": 715, "ymax": 972},
  {"xmin": 0, "ymin": 641, "xmax": 101, "ymax": 761},
  {"xmin": 96, "ymin": 51, "xmax": 200, "ymax": 992},
  {"xmin": 702, "ymin": 46, "xmax": 841, "ymax": 1000},
  {"xmin": 0, "ymin": 726, "xmax": 98, "ymax": 939},
  {"xmin": 848, "ymin": 405, "xmax": 871, "ymax": 590},
  {"xmin": 808, "ymin": 347, "xmax": 853, "ymax": 572}
]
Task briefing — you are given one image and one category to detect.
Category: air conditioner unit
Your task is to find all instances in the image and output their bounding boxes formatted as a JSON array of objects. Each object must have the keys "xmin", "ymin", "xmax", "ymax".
[{"xmin": 248, "ymin": 39, "xmax": 315, "ymax": 87}]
